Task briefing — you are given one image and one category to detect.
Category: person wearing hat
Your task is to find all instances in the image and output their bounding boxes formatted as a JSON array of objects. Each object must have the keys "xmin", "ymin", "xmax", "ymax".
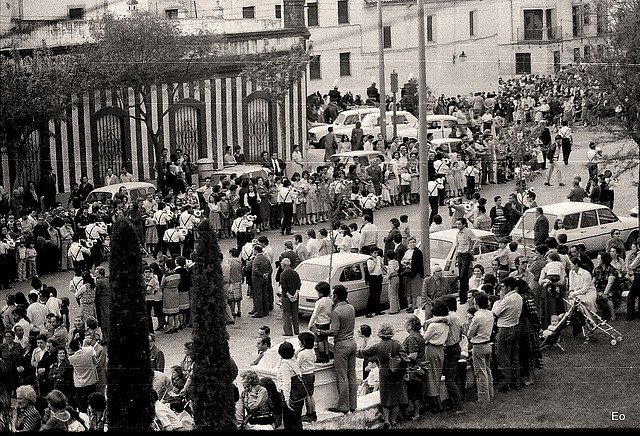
[
  {"xmin": 544, "ymin": 134, "xmax": 564, "ymax": 187},
  {"xmin": 367, "ymin": 79, "xmax": 380, "ymax": 104}
]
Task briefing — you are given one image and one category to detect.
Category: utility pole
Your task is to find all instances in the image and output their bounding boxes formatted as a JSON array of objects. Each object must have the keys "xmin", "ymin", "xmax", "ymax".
[
  {"xmin": 391, "ymin": 70, "xmax": 398, "ymax": 139},
  {"xmin": 417, "ymin": 0, "xmax": 431, "ymax": 277},
  {"xmin": 377, "ymin": 0, "xmax": 387, "ymax": 141}
]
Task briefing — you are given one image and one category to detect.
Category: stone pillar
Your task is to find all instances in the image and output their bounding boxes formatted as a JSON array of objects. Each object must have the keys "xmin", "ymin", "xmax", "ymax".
[{"xmin": 283, "ymin": 0, "xmax": 305, "ymax": 29}]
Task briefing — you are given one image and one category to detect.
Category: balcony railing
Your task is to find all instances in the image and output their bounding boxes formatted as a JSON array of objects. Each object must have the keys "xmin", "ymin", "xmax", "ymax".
[{"xmin": 517, "ymin": 25, "xmax": 562, "ymax": 43}]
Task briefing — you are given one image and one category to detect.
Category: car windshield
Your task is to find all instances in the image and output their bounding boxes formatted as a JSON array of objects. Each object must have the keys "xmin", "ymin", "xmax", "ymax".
[
  {"xmin": 515, "ymin": 211, "xmax": 558, "ymax": 231},
  {"xmin": 334, "ymin": 113, "xmax": 346, "ymax": 125},
  {"xmin": 296, "ymin": 263, "xmax": 330, "ymax": 282},
  {"xmin": 85, "ymin": 192, "xmax": 111, "ymax": 204},
  {"xmin": 429, "ymin": 239, "xmax": 454, "ymax": 259}
]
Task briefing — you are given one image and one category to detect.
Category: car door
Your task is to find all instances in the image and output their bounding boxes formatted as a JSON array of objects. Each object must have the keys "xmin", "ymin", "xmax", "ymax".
[
  {"xmin": 339, "ymin": 262, "xmax": 368, "ymax": 311},
  {"xmin": 597, "ymin": 208, "xmax": 621, "ymax": 239},
  {"xmin": 559, "ymin": 212, "xmax": 580, "ymax": 244},
  {"xmin": 476, "ymin": 237, "xmax": 500, "ymax": 271},
  {"xmin": 427, "ymin": 120, "xmax": 444, "ymax": 139},
  {"xmin": 578, "ymin": 209, "xmax": 599, "ymax": 252}
]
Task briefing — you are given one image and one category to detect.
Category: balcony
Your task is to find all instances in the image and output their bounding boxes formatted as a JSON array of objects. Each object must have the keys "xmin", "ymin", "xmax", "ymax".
[
  {"xmin": 0, "ymin": 16, "xmax": 285, "ymax": 52},
  {"xmin": 516, "ymin": 25, "xmax": 562, "ymax": 44}
]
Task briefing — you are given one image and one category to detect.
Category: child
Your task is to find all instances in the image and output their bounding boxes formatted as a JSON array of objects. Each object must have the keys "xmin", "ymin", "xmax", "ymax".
[
  {"xmin": 17, "ymin": 239, "xmax": 27, "ymax": 282},
  {"xmin": 251, "ymin": 336, "xmax": 271, "ymax": 366},
  {"xmin": 386, "ymin": 251, "xmax": 400, "ymax": 314},
  {"xmin": 219, "ymin": 193, "xmax": 231, "ymax": 239},
  {"xmin": 358, "ymin": 324, "xmax": 373, "ymax": 379},
  {"xmin": 357, "ymin": 357, "xmax": 379, "ymax": 396},
  {"xmin": 540, "ymin": 252, "xmax": 565, "ymax": 295},
  {"xmin": 145, "ymin": 215, "xmax": 159, "ymax": 255},
  {"xmin": 296, "ymin": 332, "xmax": 317, "ymax": 422},
  {"xmin": 507, "ymin": 241, "xmax": 520, "ymax": 272},
  {"xmin": 308, "ymin": 283, "xmax": 332, "ymax": 363},
  {"xmin": 399, "ymin": 215, "xmax": 410, "ymax": 246},
  {"xmin": 208, "ymin": 195, "xmax": 222, "ymax": 237},
  {"xmin": 380, "ymin": 180, "xmax": 391, "ymax": 207},
  {"xmin": 26, "ymin": 241, "xmax": 38, "ymax": 279},
  {"xmin": 228, "ymin": 248, "xmax": 243, "ymax": 317},
  {"xmin": 60, "ymin": 297, "xmax": 71, "ymax": 331},
  {"xmin": 399, "ymin": 167, "xmax": 412, "ymax": 205}
]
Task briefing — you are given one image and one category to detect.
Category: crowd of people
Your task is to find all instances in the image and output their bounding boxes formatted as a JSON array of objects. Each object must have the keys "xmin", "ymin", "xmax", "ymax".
[{"xmin": 0, "ymin": 68, "xmax": 637, "ymax": 431}]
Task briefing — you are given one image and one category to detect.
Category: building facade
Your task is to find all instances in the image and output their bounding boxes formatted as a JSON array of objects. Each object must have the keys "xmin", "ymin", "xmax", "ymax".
[
  {"xmin": 219, "ymin": 0, "xmax": 606, "ymax": 97},
  {"xmin": 0, "ymin": 0, "xmax": 309, "ymax": 191}
]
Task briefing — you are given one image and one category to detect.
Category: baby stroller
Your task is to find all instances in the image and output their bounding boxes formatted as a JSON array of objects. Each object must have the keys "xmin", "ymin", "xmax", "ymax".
[{"xmin": 540, "ymin": 297, "xmax": 623, "ymax": 350}]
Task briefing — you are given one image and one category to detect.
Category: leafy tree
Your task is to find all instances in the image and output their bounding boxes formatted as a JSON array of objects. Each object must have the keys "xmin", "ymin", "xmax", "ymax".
[
  {"xmin": 76, "ymin": 11, "xmax": 221, "ymax": 175},
  {"xmin": 190, "ymin": 220, "xmax": 236, "ymax": 429},
  {"xmin": 586, "ymin": 0, "xmax": 640, "ymax": 229},
  {"xmin": 107, "ymin": 218, "xmax": 154, "ymax": 430},
  {"xmin": 400, "ymin": 77, "xmax": 419, "ymax": 116},
  {"xmin": 0, "ymin": 48, "xmax": 83, "ymax": 186}
]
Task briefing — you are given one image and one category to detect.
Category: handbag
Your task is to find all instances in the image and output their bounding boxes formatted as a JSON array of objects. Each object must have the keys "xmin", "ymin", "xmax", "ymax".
[
  {"xmin": 388, "ymin": 341, "xmax": 407, "ymax": 376},
  {"xmin": 286, "ymin": 363, "xmax": 310, "ymax": 405}
]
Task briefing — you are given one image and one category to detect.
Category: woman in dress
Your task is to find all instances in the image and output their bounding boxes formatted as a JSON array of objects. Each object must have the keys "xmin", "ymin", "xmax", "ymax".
[
  {"xmin": 338, "ymin": 225, "xmax": 352, "ymax": 253},
  {"xmin": 401, "ymin": 237, "xmax": 424, "ymax": 312},
  {"xmin": 451, "ymin": 154, "xmax": 466, "ymax": 198},
  {"xmin": 290, "ymin": 144, "xmax": 305, "ymax": 177},
  {"xmin": 568, "ymin": 257, "xmax": 598, "ymax": 338},
  {"xmin": 161, "ymin": 258, "xmax": 181, "ymax": 334},
  {"xmin": 49, "ymin": 347, "xmax": 75, "ymax": 401},
  {"xmin": 75, "ymin": 271, "xmax": 96, "ymax": 322},
  {"xmin": 358, "ymin": 323, "xmax": 408, "ymax": 428},
  {"xmin": 389, "ymin": 151, "xmax": 402, "ymax": 205},
  {"xmin": 423, "ymin": 300, "xmax": 449, "ymax": 414},
  {"xmin": 208, "ymin": 194, "xmax": 222, "ymax": 236},
  {"xmin": 256, "ymin": 177, "xmax": 271, "ymax": 231},
  {"xmin": 408, "ymin": 154, "xmax": 420, "ymax": 203},
  {"xmin": 515, "ymin": 278, "xmax": 543, "ymax": 387},
  {"xmin": 402, "ymin": 315, "xmax": 426, "ymax": 421},
  {"xmin": 305, "ymin": 174, "xmax": 319, "ymax": 225},
  {"xmin": 244, "ymin": 184, "xmax": 262, "ymax": 230},
  {"xmin": 317, "ymin": 176, "xmax": 329, "ymax": 223}
]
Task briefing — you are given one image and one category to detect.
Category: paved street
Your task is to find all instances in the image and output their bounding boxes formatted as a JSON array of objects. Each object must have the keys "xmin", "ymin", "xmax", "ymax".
[{"xmin": 3, "ymin": 128, "xmax": 638, "ymax": 384}]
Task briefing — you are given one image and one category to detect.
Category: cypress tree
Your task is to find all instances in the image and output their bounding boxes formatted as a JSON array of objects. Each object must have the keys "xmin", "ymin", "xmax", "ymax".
[
  {"xmin": 191, "ymin": 220, "xmax": 236, "ymax": 429},
  {"xmin": 107, "ymin": 218, "xmax": 154, "ymax": 430}
]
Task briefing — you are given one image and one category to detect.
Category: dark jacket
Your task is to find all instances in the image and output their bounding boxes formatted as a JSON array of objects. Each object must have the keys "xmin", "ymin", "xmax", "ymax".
[
  {"xmin": 533, "ymin": 214, "xmax": 549, "ymax": 246},
  {"xmin": 406, "ymin": 248, "xmax": 424, "ymax": 278},
  {"xmin": 280, "ymin": 268, "xmax": 301, "ymax": 297},
  {"xmin": 251, "ymin": 254, "xmax": 272, "ymax": 284}
]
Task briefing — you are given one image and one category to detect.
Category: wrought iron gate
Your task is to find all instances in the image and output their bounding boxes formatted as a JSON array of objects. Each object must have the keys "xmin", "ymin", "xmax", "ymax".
[
  {"xmin": 246, "ymin": 98, "xmax": 271, "ymax": 162},
  {"xmin": 95, "ymin": 114, "xmax": 124, "ymax": 185},
  {"xmin": 174, "ymin": 106, "xmax": 200, "ymax": 163}
]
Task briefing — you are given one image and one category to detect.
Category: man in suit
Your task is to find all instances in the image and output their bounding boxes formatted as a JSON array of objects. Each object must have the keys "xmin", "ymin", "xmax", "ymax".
[
  {"xmin": 251, "ymin": 245, "xmax": 272, "ymax": 318},
  {"xmin": 533, "ymin": 207, "xmax": 549, "ymax": 247},
  {"xmin": 366, "ymin": 157, "xmax": 383, "ymax": 196},
  {"xmin": 268, "ymin": 152, "xmax": 286, "ymax": 177},
  {"xmin": 323, "ymin": 127, "xmax": 339, "ymax": 161}
]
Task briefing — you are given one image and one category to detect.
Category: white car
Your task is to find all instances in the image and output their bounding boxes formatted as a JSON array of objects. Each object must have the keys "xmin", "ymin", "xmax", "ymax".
[
  {"xmin": 429, "ymin": 229, "xmax": 517, "ymax": 278},
  {"xmin": 307, "ymin": 107, "xmax": 379, "ymax": 147},
  {"xmin": 276, "ymin": 253, "xmax": 390, "ymax": 315},
  {"xmin": 430, "ymin": 138, "xmax": 463, "ymax": 156},
  {"xmin": 510, "ymin": 202, "xmax": 638, "ymax": 254},
  {"xmin": 85, "ymin": 182, "xmax": 156, "ymax": 205},
  {"xmin": 330, "ymin": 150, "xmax": 386, "ymax": 167},
  {"xmin": 209, "ymin": 164, "xmax": 271, "ymax": 185}
]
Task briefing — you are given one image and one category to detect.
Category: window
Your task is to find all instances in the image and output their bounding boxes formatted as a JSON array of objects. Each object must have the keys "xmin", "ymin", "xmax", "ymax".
[
  {"xmin": 309, "ymin": 55, "xmax": 321, "ymax": 80},
  {"xmin": 344, "ymin": 114, "xmax": 360, "ymax": 125},
  {"xmin": 480, "ymin": 239, "xmax": 499, "ymax": 254},
  {"xmin": 597, "ymin": 209, "xmax": 618, "ymax": 225},
  {"xmin": 583, "ymin": 4, "xmax": 591, "ymax": 25},
  {"xmin": 339, "ymin": 52, "xmax": 351, "ymax": 76},
  {"xmin": 515, "ymin": 53, "xmax": 532, "ymax": 74},
  {"xmin": 580, "ymin": 210, "xmax": 598, "ymax": 228},
  {"xmin": 597, "ymin": 45, "xmax": 604, "ymax": 59},
  {"xmin": 296, "ymin": 264, "xmax": 330, "ymax": 282},
  {"xmin": 307, "ymin": 2, "xmax": 319, "ymax": 26},
  {"xmin": 338, "ymin": 0, "xmax": 349, "ymax": 24},
  {"xmin": 339, "ymin": 264, "xmax": 362, "ymax": 282},
  {"xmin": 275, "ymin": 4, "xmax": 281, "ymax": 19},
  {"xmin": 68, "ymin": 7, "xmax": 85, "ymax": 20},
  {"xmin": 583, "ymin": 46, "xmax": 591, "ymax": 62},
  {"xmin": 572, "ymin": 5, "xmax": 583, "ymax": 37},
  {"xmin": 596, "ymin": 5, "xmax": 608, "ymax": 34},
  {"xmin": 427, "ymin": 15, "xmax": 434, "ymax": 42},
  {"xmin": 383, "ymin": 26, "xmax": 392, "ymax": 48},
  {"xmin": 390, "ymin": 115, "xmax": 409, "ymax": 125},
  {"xmin": 573, "ymin": 47, "xmax": 581, "ymax": 64},
  {"xmin": 523, "ymin": 10, "xmax": 544, "ymax": 41},
  {"xmin": 469, "ymin": 10, "xmax": 477, "ymax": 36},
  {"xmin": 562, "ymin": 213, "xmax": 580, "ymax": 230},
  {"xmin": 242, "ymin": 6, "xmax": 255, "ymax": 19},
  {"xmin": 165, "ymin": 8, "xmax": 178, "ymax": 19},
  {"xmin": 553, "ymin": 50, "xmax": 561, "ymax": 72}
]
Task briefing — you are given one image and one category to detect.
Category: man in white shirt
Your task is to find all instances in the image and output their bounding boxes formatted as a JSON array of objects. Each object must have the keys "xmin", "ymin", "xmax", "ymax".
[
  {"xmin": 558, "ymin": 120, "xmax": 573, "ymax": 166},
  {"xmin": 359, "ymin": 214, "xmax": 379, "ymax": 255},
  {"xmin": 153, "ymin": 203, "xmax": 174, "ymax": 257},
  {"xmin": 491, "ymin": 276, "xmax": 523, "ymax": 392},
  {"xmin": 277, "ymin": 180, "xmax": 294, "ymax": 235},
  {"xmin": 348, "ymin": 223, "xmax": 362, "ymax": 253},
  {"xmin": 365, "ymin": 248, "xmax": 386, "ymax": 318},
  {"xmin": 196, "ymin": 177, "xmax": 213, "ymax": 212},
  {"xmin": 467, "ymin": 294, "xmax": 495, "ymax": 403},
  {"xmin": 26, "ymin": 293, "xmax": 48, "ymax": 335}
]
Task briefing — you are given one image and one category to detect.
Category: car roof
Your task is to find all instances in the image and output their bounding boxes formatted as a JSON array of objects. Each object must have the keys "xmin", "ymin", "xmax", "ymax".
[
  {"xmin": 211, "ymin": 164, "xmax": 271, "ymax": 176},
  {"xmin": 431, "ymin": 138, "xmax": 462, "ymax": 144},
  {"xmin": 338, "ymin": 107, "xmax": 379, "ymax": 116},
  {"xmin": 299, "ymin": 253, "xmax": 372, "ymax": 267},
  {"xmin": 426, "ymin": 115, "xmax": 457, "ymax": 121},
  {"xmin": 331, "ymin": 151, "xmax": 385, "ymax": 158},
  {"xmin": 89, "ymin": 182, "xmax": 155, "ymax": 194},
  {"xmin": 430, "ymin": 228, "xmax": 495, "ymax": 241},
  {"xmin": 362, "ymin": 110, "xmax": 413, "ymax": 118},
  {"xmin": 524, "ymin": 202, "xmax": 611, "ymax": 215}
]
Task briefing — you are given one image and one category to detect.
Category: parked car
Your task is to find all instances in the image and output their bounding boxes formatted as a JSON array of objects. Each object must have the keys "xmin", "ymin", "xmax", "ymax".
[
  {"xmin": 510, "ymin": 202, "xmax": 639, "ymax": 254},
  {"xmin": 430, "ymin": 138, "xmax": 463, "ymax": 155},
  {"xmin": 425, "ymin": 115, "xmax": 459, "ymax": 140},
  {"xmin": 428, "ymin": 229, "xmax": 524, "ymax": 278},
  {"xmin": 330, "ymin": 150, "xmax": 386, "ymax": 167},
  {"xmin": 85, "ymin": 182, "xmax": 156, "ymax": 205},
  {"xmin": 276, "ymin": 253, "xmax": 390, "ymax": 315},
  {"xmin": 209, "ymin": 164, "xmax": 271, "ymax": 185},
  {"xmin": 307, "ymin": 107, "xmax": 379, "ymax": 147}
]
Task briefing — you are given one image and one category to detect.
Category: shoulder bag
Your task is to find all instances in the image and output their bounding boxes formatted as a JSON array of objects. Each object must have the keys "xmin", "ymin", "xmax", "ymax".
[
  {"xmin": 388, "ymin": 340, "xmax": 407, "ymax": 376},
  {"xmin": 286, "ymin": 362, "xmax": 310, "ymax": 405}
]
